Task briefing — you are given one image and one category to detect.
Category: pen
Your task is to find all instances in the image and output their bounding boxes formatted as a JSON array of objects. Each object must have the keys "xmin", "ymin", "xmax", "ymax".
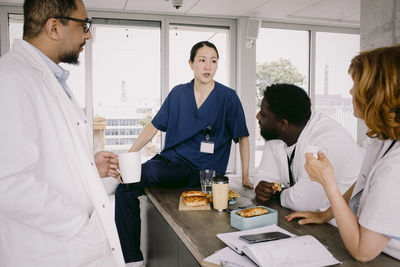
[{"xmin": 220, "ymin": 260, "xmax": 245, "ymax": 267}]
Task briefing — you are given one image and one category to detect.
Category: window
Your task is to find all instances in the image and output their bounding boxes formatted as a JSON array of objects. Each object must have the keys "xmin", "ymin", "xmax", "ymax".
[
  {"xmin": 255, "ymin": 27, "xmax": 310, "ymax": 167},
  {"xmin": 169, "ymin": 24, "xmax": 230, "ymax": 89},
  {"xmin": 6, "ymin": 15, "xmax": 233, "ymax": 164},
  {"xmin": 5, "ymin": 10, "xmax": 358, "ymax": 176},
  {"xmin": 255, "ymin": 26, "xmax": 359, "ymax": 168},
  {"xmin": 8, "ymin": 14, "xmax": 23, "ymax": 49},
  {"xmin": 91, "ymin": 19, "xmax": 161, "ymax": 158},
  {"xmin": 315, "ymin": 32, "xmax": 360, "ymax": 140}
]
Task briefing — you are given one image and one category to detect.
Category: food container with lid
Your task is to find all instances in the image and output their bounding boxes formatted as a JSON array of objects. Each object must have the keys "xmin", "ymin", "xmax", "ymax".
[{"xmin": 230, "ymin": 205, "xmax": 278, "ymax": 230}]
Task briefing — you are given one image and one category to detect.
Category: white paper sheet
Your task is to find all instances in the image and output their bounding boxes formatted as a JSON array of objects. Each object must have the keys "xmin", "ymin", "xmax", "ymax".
[
  {"xmin": 242, "ymin": 235, "xmax": 340, "ymax": 267},
  {"xmin": 203, "ymin": 247, "xmax": 257, "ymax": 267},
  {"xmin": 216, "ymin": 225, "xmax": 340, "ymax": 267}
]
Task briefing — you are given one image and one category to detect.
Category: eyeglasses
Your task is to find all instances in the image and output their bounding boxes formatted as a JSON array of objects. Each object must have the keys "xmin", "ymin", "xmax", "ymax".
[{"xmin": 55, "ymin": 16, "xmax": 92, "ymax": 33}]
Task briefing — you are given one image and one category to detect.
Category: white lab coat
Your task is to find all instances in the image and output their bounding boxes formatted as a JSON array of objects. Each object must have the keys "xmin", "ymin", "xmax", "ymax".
[
  {"xmin": 0, "ymin": 40, "xmax": 125, "ymax": 267},
  {"xmin": 254, "ymin": 111, "xmax": 365, "ymax": 212},
  {"xmin": 351, "ymin": 138, "xmax": 400, "ymax": 260}
]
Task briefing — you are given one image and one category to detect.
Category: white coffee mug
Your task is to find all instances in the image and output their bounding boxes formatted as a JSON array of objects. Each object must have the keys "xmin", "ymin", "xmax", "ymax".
[
  {"xmin": 118, "ymin": 152, "xmax": 141, "ymax": 184},
  {"xmin": 305, "ymin": 145, "xmax": 327, "ymax": 159}
]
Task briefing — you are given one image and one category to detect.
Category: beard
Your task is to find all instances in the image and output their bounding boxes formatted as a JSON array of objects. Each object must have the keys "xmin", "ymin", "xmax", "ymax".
[
  {"xmin": 59, "ymin": 51, "xmax": 80, "ymax": 65},
  {"xmin": 260, "ymin": 125, "xmax": 279, "ymax": 141},
  {"xmin": 59, "ymin": 42, "xmax": 85, "ymax": 65}
]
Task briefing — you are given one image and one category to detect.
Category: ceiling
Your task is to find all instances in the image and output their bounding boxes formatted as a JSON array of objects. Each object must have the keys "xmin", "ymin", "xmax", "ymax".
[{"xmin": 0, "ymin": 0, "xmax": 360, "ymax": 28}]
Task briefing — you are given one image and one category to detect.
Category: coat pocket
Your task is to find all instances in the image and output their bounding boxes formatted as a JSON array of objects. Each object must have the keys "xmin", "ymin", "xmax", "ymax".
[{"xmin": 68, "ymin": 210, "xmax": 113, "ymax": 266}]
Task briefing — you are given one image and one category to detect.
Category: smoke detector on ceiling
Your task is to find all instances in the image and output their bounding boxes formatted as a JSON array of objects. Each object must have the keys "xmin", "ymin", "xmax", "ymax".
[{"xmin": 166, "ymin": 0, "xmax": 183, "ymax": 9}]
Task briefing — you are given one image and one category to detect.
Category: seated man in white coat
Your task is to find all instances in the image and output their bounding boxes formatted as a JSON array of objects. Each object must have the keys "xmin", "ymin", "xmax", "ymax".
[
  {"xmin": 0, "ymin": 0, "xmax": 125, "ymax": 266},
  {"xmin": 254, "ymin": 83, "xmax": 364, "ymax": 213}
]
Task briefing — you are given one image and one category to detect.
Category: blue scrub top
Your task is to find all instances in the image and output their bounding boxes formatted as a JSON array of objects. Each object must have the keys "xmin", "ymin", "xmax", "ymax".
[{"xmin": 152, "ymin": 80, "xmax": 249, "ymax": 174}]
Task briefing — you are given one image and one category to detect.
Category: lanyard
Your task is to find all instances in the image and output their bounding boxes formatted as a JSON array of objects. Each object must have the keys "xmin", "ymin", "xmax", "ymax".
[
  {"xmin": 287, "ymin": 146, "xmax": 296, "ymax": 187},
  {"xmin": 349, "ymin": 139, "xmax": 396, "ymax": 215},
  {"xmin": 382, "ymin": 140, "xmax": 397, "ymax": 158},
  {"xmin": 205, "ymin": 126, "xmax": 212, "ymax": 141}
]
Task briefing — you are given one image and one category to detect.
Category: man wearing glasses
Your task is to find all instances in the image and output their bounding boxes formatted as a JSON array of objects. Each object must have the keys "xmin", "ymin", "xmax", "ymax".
[{"xmin": 0, "ymin": 0, "xmax": 125, "ymax": 266}]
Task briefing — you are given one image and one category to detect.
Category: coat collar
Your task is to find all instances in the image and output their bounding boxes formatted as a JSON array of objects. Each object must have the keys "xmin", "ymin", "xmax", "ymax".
[
  {"xmin": 11, "ymin": 40, "xmax": 68, "ymax": 101},
  {"xmin": 12, "ymin": 39, "xmax": 91, "ymax": 152},
  {"xmin": 27, "ymin": 42, "xmax": 71, "ymax": 96}
]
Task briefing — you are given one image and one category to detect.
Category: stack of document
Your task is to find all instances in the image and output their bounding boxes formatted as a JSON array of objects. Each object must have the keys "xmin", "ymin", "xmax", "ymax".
[{"xmin": 203, "ymin": 225, "xmax": 340, "ymax": 267}]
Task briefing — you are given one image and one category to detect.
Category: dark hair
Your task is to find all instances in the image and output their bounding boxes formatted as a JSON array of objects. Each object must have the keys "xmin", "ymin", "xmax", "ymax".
[
  {"xmin": 23, "ymin": 0, "xmax": 78, "ymax": 39},
  {"xmin": 264, "ymin": 83, "xmax": 311, "ymax": 126},
  {"xmin": 189, "ymin": 41, "xmax": 219, "ymax": 62}
]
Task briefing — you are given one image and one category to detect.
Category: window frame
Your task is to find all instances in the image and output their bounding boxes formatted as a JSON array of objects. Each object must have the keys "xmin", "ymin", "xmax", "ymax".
[
  {"xmin": 0, "ymin": 5, "xmax": 361, "ymax": 175},
  {"xmin": 259, "ymin": 21, "xmax": 359, "ymax": 103},
  {"xmin": 0, "ymin": 6, "xmax": 238, "ymax": 171},
  {"xmin": 251, "ymin": 22, "xmax": 359, "ymax": 169}
]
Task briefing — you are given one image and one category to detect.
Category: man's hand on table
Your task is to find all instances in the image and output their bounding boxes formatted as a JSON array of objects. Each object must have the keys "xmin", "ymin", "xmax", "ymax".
[{"xmin": 255, "ymin": 180, "xmax": 276, "ymax": 203}]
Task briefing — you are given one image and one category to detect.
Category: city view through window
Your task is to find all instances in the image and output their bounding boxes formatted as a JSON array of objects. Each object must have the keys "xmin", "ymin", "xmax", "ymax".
[
  {"xmin": 255, "ymin": 28, "xmax": 359, "ymax": 167},
  {"xmin": 8, "ymin": 16, "xmax": 229, "ymax": 161},
  {"xmin": 8, "ymin": 15, "xmax": 359, "ymax": 168},
  {"xmin": 93, "ymin": 23, "xmax": 229, "ymax": 159},
  {"xmin": 91, "ymin": 23, "xmax": 161, "ymax": 159},
  {"xmin": 315, "ymin": 32, "xmax": 360, "ymax": 140},
  {"xmin": 255, "ymin": 28, "xmax": 309, "ymax": 167}
]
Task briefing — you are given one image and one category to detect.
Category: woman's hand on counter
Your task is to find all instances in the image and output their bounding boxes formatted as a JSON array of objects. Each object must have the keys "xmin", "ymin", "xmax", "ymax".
[{"xmin": 285, "ymin": 208, "xmax": 333, "ymax": 225}]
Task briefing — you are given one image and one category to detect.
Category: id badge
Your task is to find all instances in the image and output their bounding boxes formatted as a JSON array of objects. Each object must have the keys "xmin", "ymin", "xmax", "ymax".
[{"xmin": 200, "ymin": 141, "xmax": 214, "ymax": 154}]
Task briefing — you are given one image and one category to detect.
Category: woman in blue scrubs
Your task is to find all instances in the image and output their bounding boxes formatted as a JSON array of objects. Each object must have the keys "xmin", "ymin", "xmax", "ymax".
[{"xmin": 115, "ymin": 41, "xmax": 251, "ymax": 265}]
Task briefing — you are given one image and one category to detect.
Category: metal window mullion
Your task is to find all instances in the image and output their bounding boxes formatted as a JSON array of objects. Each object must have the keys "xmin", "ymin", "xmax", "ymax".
[
  {"xmin": 309, "ymin": 30, "xmax": 316, "ymax": 109},
  {"xmin": 0, "ymin": 7, "xmax": 8, "ymax": 55},
  {"xmin": 85, "ymin": 32, "xmax": 94, "ymax": 151},
  {"xmin": 159, "ymin": 17, "xmax": 169, "ymax": 151}
]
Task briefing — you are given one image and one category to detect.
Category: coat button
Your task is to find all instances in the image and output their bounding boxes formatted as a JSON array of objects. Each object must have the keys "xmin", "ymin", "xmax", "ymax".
[
  {"xmin": 77, "ymin": 122, "xmax": 80, "ymax": 126},
  {"xmin": 84, "ymin": 120, "xmax": 87, "ymax": 123},
  {"xmin": 112, "ymin": 247, "xmax": 115, "ymax": 251},
  {"xmin": 102, "ymin": 204, "xmax": 106, "ymax": 208},
  {"xmin": 91, "ymin": 162, "xmax": 94, "ymax": 166}
]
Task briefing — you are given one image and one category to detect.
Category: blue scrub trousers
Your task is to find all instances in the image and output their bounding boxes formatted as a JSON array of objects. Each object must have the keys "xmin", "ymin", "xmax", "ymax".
[{"xmin": 115, "ymin": 154, "xmax": 200, "ymax": 263}]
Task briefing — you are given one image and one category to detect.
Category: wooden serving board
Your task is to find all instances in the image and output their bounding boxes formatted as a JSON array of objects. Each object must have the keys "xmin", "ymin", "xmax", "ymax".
[{"xmin": 178, "ymin": 196, "xmax": 211, "ymax": 211}]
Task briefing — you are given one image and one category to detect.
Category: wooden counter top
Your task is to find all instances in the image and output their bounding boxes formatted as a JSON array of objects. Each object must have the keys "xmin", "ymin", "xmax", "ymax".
[{"xmin": 145, "ymin": 178, "xmax": 398, "ymax": 266}]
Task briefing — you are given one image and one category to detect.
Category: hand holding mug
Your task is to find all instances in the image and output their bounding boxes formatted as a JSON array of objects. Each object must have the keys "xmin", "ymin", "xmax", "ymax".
[
  {"xmin": 304, "ymin": 152, "xmax": 335, "ymax": 187},
  {"xmin": 94, "ymin": 151, "xmax": 118, "ymax": 178}
]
